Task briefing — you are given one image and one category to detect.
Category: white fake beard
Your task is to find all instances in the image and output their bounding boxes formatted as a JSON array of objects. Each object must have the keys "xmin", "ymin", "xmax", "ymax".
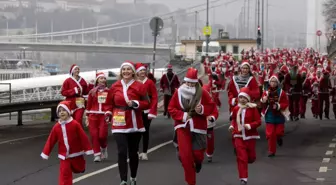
[{"xmin": 179, "ymin": 84, "xmax": 196, "ymax": 99}]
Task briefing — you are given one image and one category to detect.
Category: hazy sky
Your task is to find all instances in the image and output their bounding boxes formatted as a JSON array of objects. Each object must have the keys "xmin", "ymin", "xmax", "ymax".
[{"xmin": 144, "ymin": 0, "xmax": 308, "ymax": 26}]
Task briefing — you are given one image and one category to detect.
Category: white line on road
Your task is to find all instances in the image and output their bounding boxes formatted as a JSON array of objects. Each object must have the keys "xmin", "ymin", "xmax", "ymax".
[
  {"xmin": 322, "ymin": 158, "xmax": 330, "ymax": 163},
  {"xmin": 0, "ymin": 134, "xmax": 49, "ymax": 145},
  {"xmin": 73, "ymin": 124, "xmax": 228, "ymax": 183},
  {"xmin": 329, "ymin": 143, "xmax": 336, "ymax": 148},
  {"xmin": 319, "ymin": 167, "xmax": 328, "ymax": 172},
  {"xmin": 316, "ymin": 178, "xmax": 325, "ymax": 181},
  {"xmin": 326, "ymin": 150, "xmax": 334, "ymax": 156}
]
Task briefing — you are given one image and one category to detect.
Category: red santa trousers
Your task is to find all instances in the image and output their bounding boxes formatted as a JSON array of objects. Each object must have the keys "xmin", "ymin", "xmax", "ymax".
[
  {"xmin": 311, "ymin": 99, "xmax": 319, "ymax": 115},
  {"xmin": 299, "ymin": 96, "xmax": 308, "ymax": 116},
  {"xmin": 265, "ymin": 124, "xmax": 284, "ymax": 154},
  {"xmin": 212, "ymin": 92, "xmax": 221, "ymax": 108},
  {"xmin": 59, "ymin": 156, "xmax": 86, "ymax": 185},
  {"xmin": 176, "ymin": 128, "xmax": 205, "ymax": 185},
  {"xmin": 234, "ymin": 138, "xmax": 256, "ymax": 180},
  {"xmin": 206, "ymin": 128, "xmax": 215, "ymax": 157},
  {"xmin": 73, "ymin": 108, "xmax": 84, "ymax": 127},
  {"xmin": 88, "ymin": 114, "xmax": 108, "ymax": 156}
]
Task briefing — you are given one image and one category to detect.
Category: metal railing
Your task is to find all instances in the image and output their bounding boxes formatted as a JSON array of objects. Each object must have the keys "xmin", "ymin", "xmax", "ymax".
[{"xmin": 0, "ymin": 62, "xmax": 201, "ymax": 125}]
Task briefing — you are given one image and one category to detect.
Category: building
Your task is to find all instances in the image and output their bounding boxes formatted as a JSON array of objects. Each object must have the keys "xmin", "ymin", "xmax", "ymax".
[
  {"xmin": 306, "ymin": 0, "xmax": 328, "ymax": 52},
  {"xmin": 181, "ymin": 39, "xmax": 257, "ymax": 60}
]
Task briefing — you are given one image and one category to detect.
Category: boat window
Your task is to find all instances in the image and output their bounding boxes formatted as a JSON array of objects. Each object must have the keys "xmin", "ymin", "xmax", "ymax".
[{"xmin": 108, "ymin": 71, "xmax": 116, "ymax": 77}]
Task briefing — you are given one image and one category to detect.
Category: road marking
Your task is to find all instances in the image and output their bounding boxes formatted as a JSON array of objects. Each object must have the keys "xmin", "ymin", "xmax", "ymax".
[
  {"xmin": 326, "ymin": 150, "xmax": 334, "ymax": 156},
  {"xmin": 73, "ymin": 123, "xmax": 228, "ymax": 183},
  {"xmin": 329, "ymin": 143, "xmax": 336, "ymax": 148},
  {"xmin": 316, "ymin": 178, "xmax": 325, "ymax": 181},
  {"xmin": 0, "ymin": 134, "xmax": 49, "ymax": 145},
  {"xmin": 319, "ymin": 167, "xmax": 328, "ymax": 172},
  {"xmin": 322, "ymin": 158, "xmax": 330, "ymax": 163},
  {"xmin": 332, "ymin": 138, "xmax": 336, "ymax": 142}
]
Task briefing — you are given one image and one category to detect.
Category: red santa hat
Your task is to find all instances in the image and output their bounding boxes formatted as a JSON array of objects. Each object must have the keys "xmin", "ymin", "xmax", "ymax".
[
  {"xmin": 56, "ymin": 101, "xmax": 71, "ymax": 116},
  {"xmin": 240, "ymin": 61, "xmax": 251, "ymax": 69},
  {"xmin": 167, "ymin": 64, "xmax": 173, "ymax": 70},
  {"xmin": 135, "ymin": 63, "xmax": 146, "ymax": 73},
  {"xmin": 95, "ymin": 72, "xmax": 106, "ymax": 85},
  {"xmin": 120, "ymin": 61, "xmax": 135, "ymax": 72},
  {"xmin": 184, "ymin": 67, "xmax": 198, "ymax": 83},
  {"xmin": 269, "ymin": 75, "xmax": 279, "ymax": 83},
  {"xmin": 238, "ymin": 87, "xmax": 251, "ymax": 102},
  {"xmin": 69, "ymin": 64, "xmax": 79, "ymax": 75}
]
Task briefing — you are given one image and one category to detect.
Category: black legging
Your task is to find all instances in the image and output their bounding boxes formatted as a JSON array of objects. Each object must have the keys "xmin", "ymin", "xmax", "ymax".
[
  {"xmin": 114, "ymin": 132, "xmax": 142, "ymax": 182},
  {"xmin": 141, "ymin": 112, "xmax": 152, "ymax": 153}
]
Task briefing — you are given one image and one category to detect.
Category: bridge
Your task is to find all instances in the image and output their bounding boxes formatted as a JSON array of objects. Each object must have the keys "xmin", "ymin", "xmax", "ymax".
[{"xmin": 0, "ymin": 41, "xmax": 170, "ymax": 55}]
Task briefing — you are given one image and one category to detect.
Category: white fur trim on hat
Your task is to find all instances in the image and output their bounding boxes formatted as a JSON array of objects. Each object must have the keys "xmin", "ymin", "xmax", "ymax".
[
  {"xmin": 57, "ymin": 104, "xmax": 71, "ymax": 115},
  {"xmin": 238, "ymin": 92, "xmax": 250, "ymax": 102},
  {"xmin": 120, "ymin": 62, "xmax": 135, "ymax": 72},
  {"xmin": 184, "ymin": 77, "xmax": 199, "ymax": 83},
  {"xmin": 241, "ymin": 62, "xmax": 251, "ymax": 69},
  {"xmin": 269, "ymin": 76, "xmax": 279, "ymax": 83},
  {"xmin": 95, "ymin": 73, "xmax": 106, "ymax": 83},
  {"xmin": 70, "ymin": 65, "xmax": 79, "ymax": 75},
  {"xmin": 136, "ymin": 66, "xmax": 146, "ymax": 73}
]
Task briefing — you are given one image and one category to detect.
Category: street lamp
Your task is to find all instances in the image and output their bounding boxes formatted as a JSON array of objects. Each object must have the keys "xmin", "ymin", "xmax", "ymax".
[{"xmin": 206, "ymin": 0, "xmax": 209, "ymax": 55}]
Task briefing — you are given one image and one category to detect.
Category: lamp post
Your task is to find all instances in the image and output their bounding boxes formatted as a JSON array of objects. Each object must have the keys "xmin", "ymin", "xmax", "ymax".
[{"xmin": 206, "ymin": 0, "xmax": 209, "ymax": 55}]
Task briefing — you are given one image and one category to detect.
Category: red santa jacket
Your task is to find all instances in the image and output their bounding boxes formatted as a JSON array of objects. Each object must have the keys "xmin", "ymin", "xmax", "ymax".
[
  {"xmin": 86, "ymin": 87, "xmax": 113, "ymax": 116},
  {"xmin": 108, "ymin": 79, "xmax": 150, "ymax": 133},
  {"xmin": 168, "ymin": 88, "xmax": 216, "ymax": 134},
  {"xmin": 61, "ymin": 76, "xmax": 93, "ymax": 111},
  {"xmin": 319, "ymin": 76, "xmax": 332, "ymax": 94},
  {"xmin": 229, "ymin": 104, "xmax": 261, "ymax": 140},
  {"xmin": 139, "ymin": 77, "xmax": 158, "ymax": 118},
  {"xmin": 202, "ymin": 85, "xmax": 219, "ymax": 128},
  {"xmin": 159, "ymin": 73, "xmax": 180, "ymax": 95},
  {"xmin": 302, "ymin": 78, "xmax": 312, "ymax": 96},
  {"xmin": 260, "ymin": 88, "xmax": 289, "ymax": 117},
  {"xmin": 227, "ymin": 76, "xmax": 260, "ymax": 109},
  {"xmin": 283, "ymin": 72, "xmax": 303, "ymax": 93},
  {"xmin": 41, "ymin": 117, "xmax": 93, "ymax": 160}
]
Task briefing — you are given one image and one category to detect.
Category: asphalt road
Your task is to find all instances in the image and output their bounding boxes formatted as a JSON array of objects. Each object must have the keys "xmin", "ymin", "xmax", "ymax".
[{"xmin": 0, "ymin": 93, "xmax": 336, "ymax": 185}]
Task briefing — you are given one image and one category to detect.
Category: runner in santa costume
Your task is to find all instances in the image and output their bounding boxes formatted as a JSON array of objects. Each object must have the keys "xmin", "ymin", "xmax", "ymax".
[
  {"xmin": 85, "ymin": 72, "xmax": 112, "ymax": 162},
  {"xmin": 283, "ymin": 63, "xmax": 302, "ymax": 121},
  {"xmin": 227, "ymin": 61, "xmax": 260, "ymax": 116},
  {"xmin": 159, "ymin": 64, "xmax": 180, "ymax": 118},
  {"xmin": 311, "ymin": 73, "xmax": 321, "ymax": 118},
  {"xmin": 202, "ymin": 80, "xmax": 219, "ymax": 162},
  {"xmin": 299, "ymin": 69, "xmax": 311, "ymax": 119},
  {"xmin": 228, "ymin": 87, "xmax": 261, "ymax": 185},
  {"xmin": 135, "ymin": 63, "xmax": 158, "ymax": 161},
  {"xmin": 318, "ymin": 70, "xmax": 332, "ymax": 120},
  {"xmin": 260, "ymin": 75, "xmax": 289, "ymax": 157},
  {"xmin": 61, "ymin": 64, "xmax": 93, "ymax": 126},
  {"xmin": 41, "ymin": 101, "xmax": 93, "ymax": 185},
  {"xmin": 106, "ymin": 61, "xmax": 150, "ymax": 185},
  {"xmin": 331, "ymin": 68, "xmax": 336, "ymax": 119},
  {"xmin": 168, "ymin": 67, "xmax": 216, "ymax": 185}
]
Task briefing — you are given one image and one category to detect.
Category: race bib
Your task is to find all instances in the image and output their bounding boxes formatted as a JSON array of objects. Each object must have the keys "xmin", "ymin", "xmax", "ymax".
[
  {"xmin": 75, "ymin": 97, "xmax": 85, "ymax": 108},
  {"xmin": 98, "ymin": 92, "xmax": 108, "ymax": 104},
  {"xmin": 112, "ymin": 109, "xmax": 126, "ymax": 126}
]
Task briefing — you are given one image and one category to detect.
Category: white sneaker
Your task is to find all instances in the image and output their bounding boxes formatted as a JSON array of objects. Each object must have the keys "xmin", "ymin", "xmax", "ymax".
[
  {"xmin": 94, "ymin": 155, "xmax": 101, "ymax": 162},
  {"xmin": 101, "ymin": 148, "xmax": 108, "ymax": 160},
  {"xmin": 141, "ymin": 153, "xmax": 148, "ymax": 160}
]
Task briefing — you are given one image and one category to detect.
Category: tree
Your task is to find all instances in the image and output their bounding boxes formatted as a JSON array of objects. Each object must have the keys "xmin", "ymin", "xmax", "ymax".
[{"xmin": 323, "ymin": 0, "xmax": 336, "ymax": 32}]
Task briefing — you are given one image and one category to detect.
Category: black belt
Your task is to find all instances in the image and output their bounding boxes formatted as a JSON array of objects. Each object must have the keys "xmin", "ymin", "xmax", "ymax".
[{"xmin": 114, "ymin": 106, "xmax": 133, "ymax": 110}]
